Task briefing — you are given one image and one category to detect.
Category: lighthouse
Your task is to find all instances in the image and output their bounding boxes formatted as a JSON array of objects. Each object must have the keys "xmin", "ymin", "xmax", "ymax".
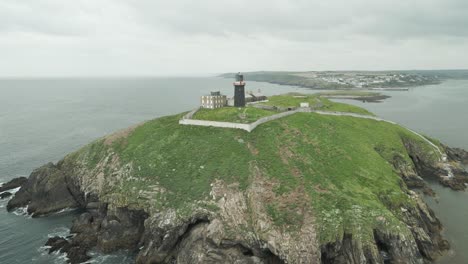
[{"xmin": 234, "ymin": 72, "xmax": 246, "ymax": 107}]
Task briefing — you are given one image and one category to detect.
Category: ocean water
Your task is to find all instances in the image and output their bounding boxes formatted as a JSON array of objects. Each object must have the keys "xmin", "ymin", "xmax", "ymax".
[
  {"xmin": 0, "ymin": 77, "xmax": 304, "ymax": 263},
  {"xmin": 0, "ymin": 77, "xmax": 467, "ymax": 263}
]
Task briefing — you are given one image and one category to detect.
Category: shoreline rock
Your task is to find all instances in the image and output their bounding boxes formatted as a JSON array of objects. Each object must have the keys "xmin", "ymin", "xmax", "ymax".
[
  {"xmin": 7, "ymin": 163, "xmax": 79, "ymax": 217},
  {"xmin": 445, "ymin": 146, "xmax": 468, "ymax": 164},
  {"xmin": 400, "ymin": 140, "xmax": 468, "ymax": 192},
  {"xmin": 5, "ymin": 143, "xmax": 467, "ymax": 263},
  {"xmin": 0, "ymin": 177, "xmax": 27, "ymax": 193},
  {"xmin": 0, "ymin": 192, "xmax": 13, "ymax": 199}
]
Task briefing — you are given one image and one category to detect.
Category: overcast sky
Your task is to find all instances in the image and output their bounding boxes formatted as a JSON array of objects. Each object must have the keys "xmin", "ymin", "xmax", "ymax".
[{"xmin": 1, "ymin": 0, "xmax": 467, "ymax": 77}]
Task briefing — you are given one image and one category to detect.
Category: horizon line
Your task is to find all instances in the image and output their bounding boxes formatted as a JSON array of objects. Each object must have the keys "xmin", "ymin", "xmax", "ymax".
[{"xmin": 1, "ymin": 68, "xmax": 467, "ymax": 79}]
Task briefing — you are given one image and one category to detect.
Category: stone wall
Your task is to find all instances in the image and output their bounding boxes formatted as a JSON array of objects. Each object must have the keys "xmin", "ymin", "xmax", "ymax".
[
  {"xmin": 179, "ymin": 119, "xmax": 251, "ymax": 131},
  {"xmin": 179, "ymin": 108, "xmax": 310, "ymax": 133},
  {"xmin": 248, "ymin": 108, "xmax": 309, "ymax": 132},
  {"xmin": 182, "ymin": 108, "xmax": 201, "ymax": 120}
]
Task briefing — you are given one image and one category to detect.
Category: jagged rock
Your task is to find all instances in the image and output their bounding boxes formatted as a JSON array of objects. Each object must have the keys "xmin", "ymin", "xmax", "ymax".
[
  {"xmin": 0, "ymin": 177, "xmax": 27, "ymax": 192},
  {"xmin": 0, "ymin": 192, "xmax": 12, "ymax": 199},
  {"xmin": 402, "ymin": 139, "xmax": 468, "ymax": 191},
  {"xmin": 70, "ymin": 212, "xmax": 96, "ymax": 234},
  {"xmin": 321, "ymin": 233, "xmax": 383, "ymax": 264},
  {"xmin": 402, "ymin": 139, "xmax": 443, "ymax": 180},
  {"xmin": 65, "ymin": 246, "xmax": 91, "ymax": 264},
  {"xmin": 45, "ymin": 236, "xmax": 91, "ymax": 264},
  {"xmin": 136, "ymin": 210, "xmax": 285, "ymax": 264},
  {"xmin": 403, "ymin": 193, "xmax": 447, "ymax": 261},
  {"xmin": 96, "ymin": 207, "xmax": 148, "ymax": 253},
  {"xmin": 445, "ymin": 146, "xmax": 468, "ymax": 164},
  {"xmin": 391, "ymin": 152, "xmax": 436, "ymax": 195},
  {"xmin": 10, "ymin": 159, "xmax": 452, "ymax": 264},
  {"xmin": 136, "ymin": 210, "xmax": 213, "ymax": 263},
  {"xmin": 170, "ymin": 222, "xmax": 270, "ymax": 264},
  {"xmin": 45, "ymin": 236, "xmax": 69, "ymax": 254},
  {"xmin": 439, "ymin": 176, "xmax": 468, "ymax": 191},
  {"xmin": 6, "ymin": 163, "xmax": 79, "ymax": 216}
]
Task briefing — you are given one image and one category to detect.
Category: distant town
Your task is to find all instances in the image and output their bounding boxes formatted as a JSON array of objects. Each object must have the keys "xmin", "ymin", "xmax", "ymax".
[
  {"xmin": 220, "ymin": 70, "xmax": 468, "ymax": 90},
  {"xmin": 300, "ymin": 71, "xmax": 438, "ymax": 89}
]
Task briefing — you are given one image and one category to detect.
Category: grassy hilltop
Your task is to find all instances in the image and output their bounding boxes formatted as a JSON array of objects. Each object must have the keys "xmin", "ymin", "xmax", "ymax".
[{"xmin": 64, "ymin": 94, "xmax": 440, "ymax": 247}]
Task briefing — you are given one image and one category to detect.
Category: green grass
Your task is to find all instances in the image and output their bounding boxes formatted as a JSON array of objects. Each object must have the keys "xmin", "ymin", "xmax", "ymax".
[
  {"xmin": 262, "ymin": 94, "xmax": 374, "ymax": 116},
  {"xmin": 318, "ymin": 98, "xmax": 375, "ymax": 116},
  {"xmin": 263, "ymin": 93, "xmax": 320, "ymax": 108},
  {"xmin": 193, "ymin": 107, "xmax": 276, "ymax": 123},
  {"xmin": 65, "ymin": 102, "xmax": 441, "ymax": 246}
]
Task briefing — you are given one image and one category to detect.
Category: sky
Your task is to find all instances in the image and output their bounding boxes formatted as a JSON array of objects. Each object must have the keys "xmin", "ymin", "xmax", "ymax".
[{"xmin": 1, "ymin": 0, "xmax": 467, "ymax": 77}]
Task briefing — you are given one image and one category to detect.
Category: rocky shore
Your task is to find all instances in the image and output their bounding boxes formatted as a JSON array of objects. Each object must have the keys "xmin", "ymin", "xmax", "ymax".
[
  {"xmin": 0, "ymin": 177, "xmax": 27, "ymax": 193},
  {"xmin": 0, "ymin": 177, "xmax": 27, "ymax": 200},
  {"xmin": 3, "ymin": 144, "xmax": 467, "ymax": 264}
]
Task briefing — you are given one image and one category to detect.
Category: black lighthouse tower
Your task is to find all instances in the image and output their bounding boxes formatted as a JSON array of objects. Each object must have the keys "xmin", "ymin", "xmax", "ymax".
[{"xmin": 234, "ymin": 72, "xmax": 246, "ymax": 107}]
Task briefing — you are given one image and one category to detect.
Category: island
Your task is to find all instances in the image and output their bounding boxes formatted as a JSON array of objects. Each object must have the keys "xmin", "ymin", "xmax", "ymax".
[{"xmin": 2, "ymin": 83, "xmax": 468, "ymax": 263}]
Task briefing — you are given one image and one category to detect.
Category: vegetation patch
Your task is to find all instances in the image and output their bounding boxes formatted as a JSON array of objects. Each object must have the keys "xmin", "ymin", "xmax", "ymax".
[{"xmin": 193, "ymin": 107, "xmax": 277, "ymax": 123}]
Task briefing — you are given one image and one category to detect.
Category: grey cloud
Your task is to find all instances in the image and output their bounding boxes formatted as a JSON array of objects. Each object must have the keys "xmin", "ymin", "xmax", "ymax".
[
  {"xmin": 122, "ymin": 0, "xmax": 468, "ymax": 41},
  {"xmin": 3, "ymin": 0, "xmax": 468, "ymax": 40},
  {"xmin": 0, "ymin": 0, "xmax": 467, "ymax": 76},
  {"xmin": 0, "ymin": 1, "xmax": 94, "ymax": 36}
]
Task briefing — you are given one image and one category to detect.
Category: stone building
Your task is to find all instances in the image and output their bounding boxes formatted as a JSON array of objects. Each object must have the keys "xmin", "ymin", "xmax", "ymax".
[{"xmin": 201, "ymin": 91, "xmax": 227, "ymax": 109}]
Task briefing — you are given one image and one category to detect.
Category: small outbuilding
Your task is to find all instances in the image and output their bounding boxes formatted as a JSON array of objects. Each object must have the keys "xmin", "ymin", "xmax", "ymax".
[{"xmin": 300, "ymin": 102, "xmax": 310, "ymax": 108}]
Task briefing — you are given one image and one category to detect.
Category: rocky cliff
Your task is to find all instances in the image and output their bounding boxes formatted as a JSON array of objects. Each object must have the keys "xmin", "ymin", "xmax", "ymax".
[{"xmin": 6, "ymin": 109, "xmax": 468, "ymax": 264}]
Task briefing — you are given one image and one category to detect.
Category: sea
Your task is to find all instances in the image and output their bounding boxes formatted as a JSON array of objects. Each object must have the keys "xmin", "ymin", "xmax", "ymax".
[{"xmin": 0, "ymin": 77, "xmax": 467, "ymax": 263}]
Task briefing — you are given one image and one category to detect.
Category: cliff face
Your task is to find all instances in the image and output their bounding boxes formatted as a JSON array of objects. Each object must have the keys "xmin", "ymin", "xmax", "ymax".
[{"xmin": 6, "ymin": 112, "xmax": 468, "ymax": 264}]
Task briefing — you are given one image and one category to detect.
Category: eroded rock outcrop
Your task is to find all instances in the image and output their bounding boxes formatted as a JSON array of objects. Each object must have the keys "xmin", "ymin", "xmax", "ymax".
[
  {"xmin": 445, "ymin": 146, "xmax": 468, "ymax": 164},
  {"xmin": 0, "ymin": 192, "xmax": 13, "ymax": 199},
  {"xmin": 7, "ymin": 163, "xmax": 79, "ymax": 216},
  {"xmin": 6, "ymin": 158, "xmax": 453, "ymax": 264},
  {"xmin": 0, "ymin": 176, "xmax": 27, "ymax": 193},
  {"xmin": 400, "ymin": 138, "xmax": 468, "ymax": 191}
]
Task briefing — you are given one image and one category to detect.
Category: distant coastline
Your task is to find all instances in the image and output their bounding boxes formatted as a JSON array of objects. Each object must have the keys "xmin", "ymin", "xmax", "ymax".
[{"xmin": 219, "ymin": 70, "xmax": 468, "ymax": 90}]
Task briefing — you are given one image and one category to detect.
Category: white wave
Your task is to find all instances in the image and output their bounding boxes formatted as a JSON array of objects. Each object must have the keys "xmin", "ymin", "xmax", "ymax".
[
  {"xmin": 53, "ymin": 207, "xmax": 77, "ymax": 215},
  {"xmin": 87, "ymin": 250, "xmax": 134, "ymax": 264},
  {"xmin": 38, "ymin": 239, "xmax": 69, "ymax": 264},
  {"xmin": 13, "ymin": 205, "xmax": 30, "ymax": 218},
  {"xmin": 0, "ymin": 187, "xmax": 21, "ymax": 198},
  {"xmin": 39, "ymin": 245, "xmax": 52, "ymax": 256},
  {"xmin": 48, "ymin": 226, "xmax": 71, "ymax": 238},
  {"xmin": 53, "ymin": 251, "xmax": 69, "ymax": 264},
  {"xmin": 9, "ymin": 187, "xmax": 21, "ymax": 194}
]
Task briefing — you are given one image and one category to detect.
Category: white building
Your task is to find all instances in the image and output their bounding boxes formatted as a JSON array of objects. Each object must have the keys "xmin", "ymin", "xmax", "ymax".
[{"xmin": 201, "ymin": 91, "xmax": 227, "ymax": 109}]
